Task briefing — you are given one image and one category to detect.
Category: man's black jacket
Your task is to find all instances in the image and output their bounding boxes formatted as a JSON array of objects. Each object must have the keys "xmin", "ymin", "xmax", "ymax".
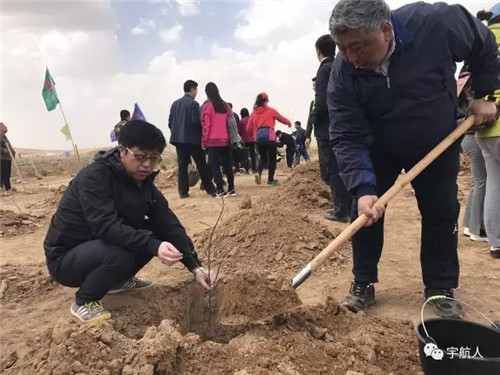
[
  {"xmin": 44, "ymin": 148, "xmax": 200, "ymax": 271},
  {"xmin": 311, "ymin": 55, "xmax": 335, "ymax": 141}
]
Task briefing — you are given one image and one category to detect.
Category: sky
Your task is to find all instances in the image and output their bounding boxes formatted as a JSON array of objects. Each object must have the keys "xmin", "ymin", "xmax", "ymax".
[{"xmin": 1, "ymin": 0, "xmax": 496, "ymax": 150}]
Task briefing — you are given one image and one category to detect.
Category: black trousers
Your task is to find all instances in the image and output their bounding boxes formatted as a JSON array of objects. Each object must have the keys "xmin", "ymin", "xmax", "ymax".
[
  {"xmin": 351, "ymin": 141, "xmax": 461, "ymax": 289},
  {"xmin": 285, "ymin": 144, "xmax": 295, "ymax": 168},
  {"xmin": 257, "ymin": 143, "xmax": 277, "ymax": 182},
  {"xmin": 0, "ymin": 159, "xmax": 12, "ymax": 190},
  {"xmin": 317, "ymin": 139, "xmax": 351, "ymax": 216},
  {"xmin": 244, "ymin": 142, "xmax": 257, "ymax": 173},
  {"xmin": 176, "ymin": 144, "xmax": 215, "ymax": 196},
  {"xmin": 47, "ymin": 239, "xmax": 154, "ymax": 305},
  {"xmin": 208, "ymin": 146, "xmax": 234, "ymax": 192}
]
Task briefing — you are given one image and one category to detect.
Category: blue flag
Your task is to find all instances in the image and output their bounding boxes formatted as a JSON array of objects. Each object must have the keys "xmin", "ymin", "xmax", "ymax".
[
  {"xmin": 110, "ymin": 129, "xmax": 117, "ymax": 142},
  {"xmin": 132, "ymin": 103, "xmax": 146, "ymax": 121}
]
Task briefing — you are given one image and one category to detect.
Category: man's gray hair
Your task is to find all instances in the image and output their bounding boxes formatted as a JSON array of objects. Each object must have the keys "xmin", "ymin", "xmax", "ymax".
[{"xmin": 330, "ymin": 0, "xmax": 391, "ymax": 37}]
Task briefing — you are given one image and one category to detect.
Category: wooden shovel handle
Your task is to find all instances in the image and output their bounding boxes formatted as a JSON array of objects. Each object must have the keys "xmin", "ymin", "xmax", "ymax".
[{"xmin": 309, "ymin": 116, "xmax": 475, "ymax": 272}]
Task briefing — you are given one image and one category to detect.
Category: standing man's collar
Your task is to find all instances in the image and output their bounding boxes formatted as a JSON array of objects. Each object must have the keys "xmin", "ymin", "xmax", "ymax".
[{"xmin": 375, "ymin": 23, "xmax": 396, "ymax": 76}]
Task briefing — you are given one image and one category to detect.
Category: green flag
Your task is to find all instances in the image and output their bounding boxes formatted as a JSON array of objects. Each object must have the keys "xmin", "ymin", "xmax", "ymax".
[
  {"xmin": 60, "ymin": 124, "xmax": 71, "ymax": 141},
  {"xmin": 42, "ymin": 67, "xmax": 59, "ymax": 111}
]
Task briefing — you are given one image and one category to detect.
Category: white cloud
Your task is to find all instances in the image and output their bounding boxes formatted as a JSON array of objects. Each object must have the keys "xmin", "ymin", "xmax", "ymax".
[
  {"xmin": 1, "ymin": 0, "xmax": 495, "ymax": 151},
  {"xmin": 175, "ymin": 0, "xmax": 200, "ymax": 16},
  {"xmin": 235, "ymin": 2, "xmax": 329, "ymax": 47},
  {"xmin": 159, "ymin": 23, "xmax": 183, "ymax": 43},
  {"xmin": 131, "ymin": 18, "xmax": 156, "ymax": 35}
]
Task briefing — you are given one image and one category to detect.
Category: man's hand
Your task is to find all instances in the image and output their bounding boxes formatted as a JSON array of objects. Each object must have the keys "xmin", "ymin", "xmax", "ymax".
[
  {"xmin": 305, "ymin": 138, "xmax": 311, "ymax": 148},
  {"xmin": 158, "ymin": 242, "xmax": 183, "ymax": 266},
  {"xmin": 358, "ymin": 195, "xmax": 385, "ymax": 227},
  {"xmin": 470, "ymin": 99, "xmax": 497, "ymax": 127},
  {"xmin": 194, "ymin": 267, "xmax": 217, "ymax": 290}
]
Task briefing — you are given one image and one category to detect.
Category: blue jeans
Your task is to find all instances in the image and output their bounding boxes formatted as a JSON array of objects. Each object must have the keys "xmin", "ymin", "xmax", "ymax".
[{"xmin": 461, "ymin": 134, "xmax": 486, "ymax": 236}]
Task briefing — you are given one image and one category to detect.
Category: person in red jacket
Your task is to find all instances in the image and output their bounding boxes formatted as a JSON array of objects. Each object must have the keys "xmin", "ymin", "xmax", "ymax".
[
  {"xmin": 248, "ymin": 93, "xmax": 291, "ymax": 186},
  {"xmin": 201, "ymin": 82, "xmax": 236, "ymax": 198},
  {"xmin": 238, "ymin": 108, "xmax": 257, "ymax": 173}
]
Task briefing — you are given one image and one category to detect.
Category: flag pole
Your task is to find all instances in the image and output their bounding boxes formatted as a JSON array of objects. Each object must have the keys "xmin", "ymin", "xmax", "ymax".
[{"xmin": 58, "ymin": 102, "xmax": 81, "ymax": 167}]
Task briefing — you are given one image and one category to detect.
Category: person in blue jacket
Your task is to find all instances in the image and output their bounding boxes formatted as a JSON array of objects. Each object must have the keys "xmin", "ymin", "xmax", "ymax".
[
  {"xmin": 328, "ymin": 0, "xmax": 499, "ymax": 317},
  {"xmin": 168, "ymin": 80, "xmax": 216, "ymax": 198}
]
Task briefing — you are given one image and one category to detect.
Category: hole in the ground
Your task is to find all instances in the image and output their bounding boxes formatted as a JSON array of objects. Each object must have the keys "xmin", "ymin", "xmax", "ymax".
[{"xmin": 103, "ymin": 275, "xmax": 301, "ymax": 343}]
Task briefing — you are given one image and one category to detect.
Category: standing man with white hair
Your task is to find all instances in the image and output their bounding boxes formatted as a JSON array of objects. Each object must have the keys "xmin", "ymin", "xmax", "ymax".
[{"xmin": 328, "ymin": 0, "xmax": 499, "ymax": 317}]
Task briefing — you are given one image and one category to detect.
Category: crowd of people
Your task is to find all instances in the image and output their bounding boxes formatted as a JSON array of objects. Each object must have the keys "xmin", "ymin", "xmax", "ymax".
[{"xmin": 2, "ymin": 0, "xmax": 494, "ymax": 323}]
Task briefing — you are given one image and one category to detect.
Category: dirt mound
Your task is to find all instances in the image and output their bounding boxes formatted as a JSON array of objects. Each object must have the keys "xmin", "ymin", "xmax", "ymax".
[
  {"xmin": 6, "ymin": 290, "xmax": 421, "ymax": 375},
  {"xmin": 155, "ymin": 169, "xmax": 178, "ymax": 190},
  {"xmin": 0, "ymin": 263, "xmax": 58, "ymax": 303},
  {"xmin": 193, "ymin": 205, "xmax": 349, "ymax": 279},
  {"xmin": 272, "ymin": 163, "xmax": 332, "ymax": 210},
  {"xmin": 0, "ymin": 209, "xmax": 45, "ymax": 237}
]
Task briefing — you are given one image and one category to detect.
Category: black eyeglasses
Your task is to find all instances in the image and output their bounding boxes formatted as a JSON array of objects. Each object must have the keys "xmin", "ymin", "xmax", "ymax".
[{"xmin": 126, "ymin": 147, "xmax": 162, "ymax": 166}]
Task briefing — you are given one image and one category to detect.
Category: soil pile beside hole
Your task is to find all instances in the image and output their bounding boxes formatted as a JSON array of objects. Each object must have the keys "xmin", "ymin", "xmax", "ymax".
[
  {"xmin": 270, "ymin": 163, "xmax": 332, "ymax": 211},
  {"xmin": 194, "ymin": 205, "xmax": 349, "ymax": 279},
  {"xmin": 6, "ymin": 284, "xmax": 421, "ymax": 375},
  {"xmin": 218, "ymin": 273, "xmax": 302, "ymax": 324}
]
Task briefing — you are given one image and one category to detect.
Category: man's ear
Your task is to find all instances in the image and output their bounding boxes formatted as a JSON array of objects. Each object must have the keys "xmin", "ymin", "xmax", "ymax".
[
  {"xmin": 381, "ymin": 21, "xmax": 392, "ymax": 42},
  {"xmin": 118, "ymin": 145, "xmax": 126, "ymax": 157}
]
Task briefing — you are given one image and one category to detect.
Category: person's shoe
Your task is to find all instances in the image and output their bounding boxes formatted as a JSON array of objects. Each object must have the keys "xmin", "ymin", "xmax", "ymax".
[
  {"xmin": 108, "ymin": 277, "xmax": 153, "ymax": 294},
  {"xmin": 341, "ymin": 281, "xmax": 375, "ymax": 313},
  {"xmin": 70, "ymin": 301, "xmax": 111, "ymax": 323},
  {"xmin": 424, "ymin": 288, "xmax": 463, "ymax": 319},
  {"xmin": 324, "ymin": 211, "xmax": 350, "ymax": 223},
  {"xmin": 227, "ymin": 190, "xmax": 236, "ymax": 197},
  {"xmin": 179, "ymin": 193, "xmax": 190, "ymax": 199},
  {"xmin": 208, "ymin": 192, "xmax": 217, "ymax": 198},
  {"xmin": 216, "ymin": 190, "xmax": 227, "ymax": 198},
  {"xmin": 267, "ymin": 180, "xmax": 279, "ymax": 186},
  {"xmin": 463, "ymin": 227, "xmax": 471, "ymax": 237},
  {"xmin": 254, "ymin": 174, "xmax": 261, "ymax": 185},
  {"xmin": 490, "ymin": 247, "xmax": 500, "ymax": 259},
  {"xmin": 470, "ymin": 233, "xmax": 489, "ymax": 242}
]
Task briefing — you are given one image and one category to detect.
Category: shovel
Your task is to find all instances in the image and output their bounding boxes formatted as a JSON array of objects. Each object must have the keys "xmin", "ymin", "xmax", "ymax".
[{"xmin": 291, "ymin": 115, "xmax": 476, "ymax": 289}]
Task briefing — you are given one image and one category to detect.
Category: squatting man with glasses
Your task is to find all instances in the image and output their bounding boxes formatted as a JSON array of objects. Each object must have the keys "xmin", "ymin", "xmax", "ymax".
[{"xmin": 44, "ymin": 120, "xmax": 216, "ymax": 323}]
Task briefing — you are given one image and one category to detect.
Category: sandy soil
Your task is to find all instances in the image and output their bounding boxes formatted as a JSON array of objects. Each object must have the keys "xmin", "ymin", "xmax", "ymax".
[{"xmin": 0, "ymin": 151, "xmax": 498, "ymax": 374}]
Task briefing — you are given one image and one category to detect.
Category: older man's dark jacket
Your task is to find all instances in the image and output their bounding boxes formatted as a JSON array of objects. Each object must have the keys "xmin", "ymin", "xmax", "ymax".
[
  {"xmin": 328, "ymin": 2, "xmax": 500, "ymax": 198},
  {"xmin": 44, "ymin": 148, "xmax": 200, "ymax": 271},
  {"xmin": 168, "ymin": 94, "xmax": 202, "ymax": 145}
]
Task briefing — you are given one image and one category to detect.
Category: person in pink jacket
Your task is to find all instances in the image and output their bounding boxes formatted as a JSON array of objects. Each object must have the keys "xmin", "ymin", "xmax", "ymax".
[
  {"xmin": 238, "ymin": 108, "xmax": 257, "ymax": 174},
  {"xmin": 248, "ymin": 92, "xmax": 291, "ymax": 186},
  {"xmin": 201, "ymin": 82, "xmax": 235, "ymax": 197}
]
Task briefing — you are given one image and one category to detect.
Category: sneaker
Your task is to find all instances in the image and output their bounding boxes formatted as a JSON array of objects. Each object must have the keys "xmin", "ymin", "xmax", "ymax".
[
  {"xmin": 324, "ymin": 211, "xmax": 349, "ymax": 223},
  {"xmin": 216, "ymin": 190, "xmax": 227, "ymax": 198},
  {"xmin": 463, "ymin": 227, "xmax": 471, "ymax": 237},
  {"xmin": 179, "ymin": 193, "xmax": 190, "ymax": 199},
  {"xmin": 490, "ymin": 247, "xmax": 500, "ymax": 259},
  {"xmin": 424, "ymin": 288, "xmax": 463, "ymax": 319},
  {"xmin": 108, "ymin": 277, "xmax": 152, "ymax": 294},
  {"xmin": 267, "ymin": 180, "xmax": 279, "ymax": 186},
  {"xmin": 470, "ymin": 234, "xmax": 489, "ymax": 242},
  {"xmin": 70, "ymin": 301, "xmax": 111, "ymax": 323},
  {"xmin": 227, "ymin": 190, "xmax": 236, "ymax": 197},
  {"xmin": 341, "ymin": 281, "xmax": 375, "ymax": 313},
  {"xmin": 254, "ymin": 174, "xmax": 261, "ymax": 185}
]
